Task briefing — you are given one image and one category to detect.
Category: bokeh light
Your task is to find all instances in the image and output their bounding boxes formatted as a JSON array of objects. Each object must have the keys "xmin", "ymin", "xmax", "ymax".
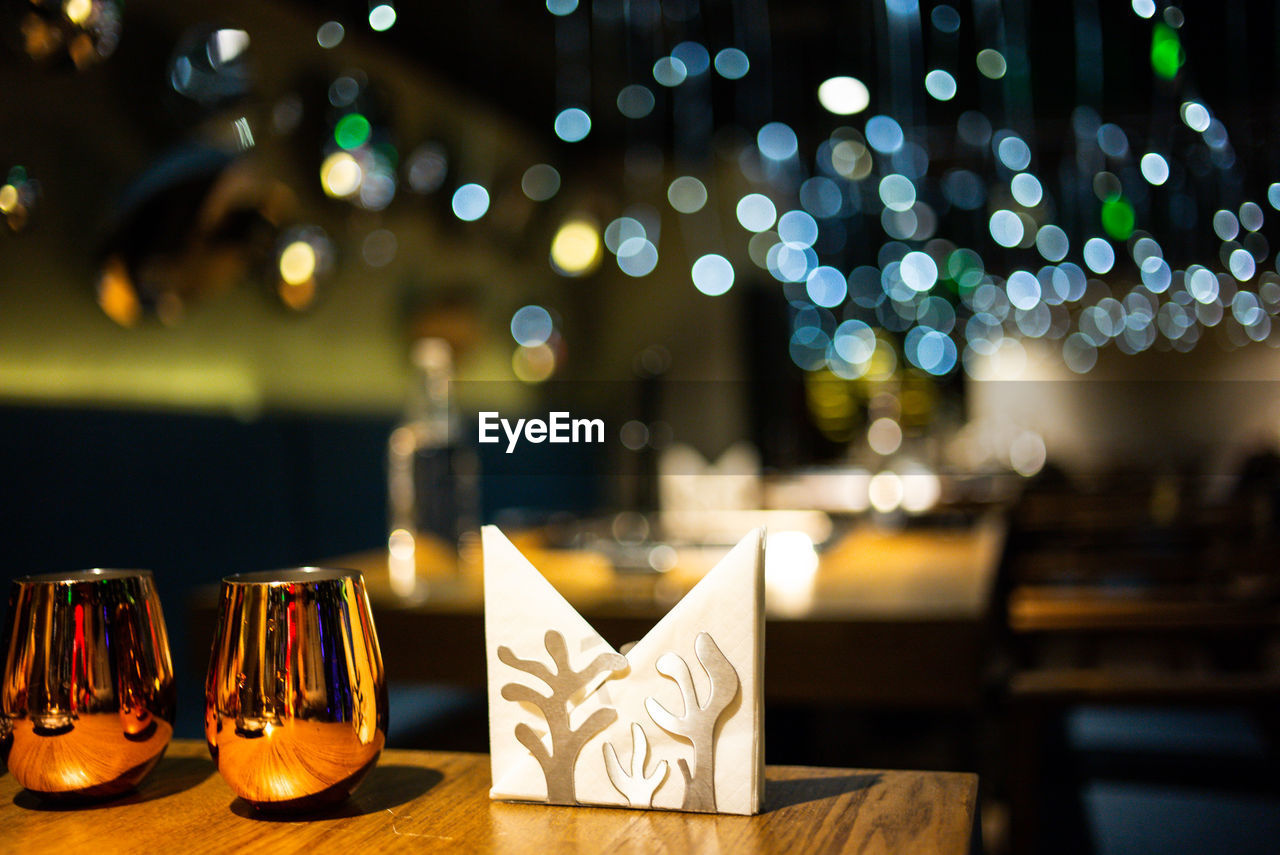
[
  {"xmin": 924, "ymin": 69, "xmax": 957, "ymax": 101},
  {"xmin": 865, "ymin": 116, "xmax": 904, "ymax": 153},
  {"xmin": 554, "ymin": 108, "xmax": 591, "ymax": 142},
  {"xmin": 406, "ymin": 143, "xmax": 448, "ymax": 194},
  {"xmin": 989, "ymin": 210, "xmax": 1024, "ymax": 247},
  {"xmin": 368, "ymin": 3, "xmax": 396, "ymax": 32},
  {"xmin": 320, "ymin": 151, "xmax": 362, "ymax": 197},
  {"xmin": 672, "ymin": 42, "xmax": 710, "ymax": 75},
  {"xmin": 692, "ymin": 254, "xmax": 735, "ymax": 296},
  {"xmin": 868, "ymin": 419, "xmax": 902, "ymax": 456},
  {"xmin": 550, "ymin": 218, "xmax": 602, "ymax": 276},
  {"xmin": 334, "ymin": 113, "xmax": 371, "ymax": 150},
  {"xmin": 513, "ymin": 344, "xmax": 556, "ymax": 383},
  {"xmin": 522, "ymin": 163, "xmax": 561, "ymax": 201},
  {"xmin": 653, "ymin": 57, "xmax": 688, "ymax": 87},
  {"xmin": 316, "ymin": 21, "xmax": 344, "ymax": 49},
  {"xmin": 617, "ymin": 238, "xmax": 659, "ymax": 276},
  {"xmin": 667, "ymin": 176, "xmax": 708, "ymax": 214},
  {"xmin": 817, "ymin": 76, "xmax": 870, "ymax": 115},
  {"xmin": 1083, "ymin": 237, "xmax": 1115, "ymax": 273},
  {"xmin": 737, "ymin": 193, "xmax": 778, "ymax": 232},
  {"xmin": 511, "ymin": 305, "xmax": 555, "ymax": 347},
  {"xmin": 617, "ymin": 84, "xmax": 655, "ymax": 119},
  {"xmin": 278, "ymin": 241, "xmax": 316, "ymax": 286},
  {"xmin": 976, "ymin": 49, "xmax": 1007, "ymax": 79},
  {"xmin": 1140, "ymin": 152, "xmax": 1169, "ymax": 185},
  {"xmin": 451, "ymin": 183, "xmax": 490, "ymax": 221},
  {"xmin": 806, "ymin": 266, "xmax": 847, "ymax": 307},
  {"xmin": 757, "ymin": 122, "xmax": 799, "ymax": 160},
  {"xmin": 932, "ymin": 5, "xmax": 961, "ymax": 32},
  {"xmin": 714, "ymin": 48, "xmax": 749, "ymax": 79},
  {"xmin": 1011, "ymin": 173, "xmax": 1042, "ymax": 207}
]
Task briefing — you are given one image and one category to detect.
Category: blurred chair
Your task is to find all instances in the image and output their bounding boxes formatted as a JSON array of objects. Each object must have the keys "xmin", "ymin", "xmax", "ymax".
[{"xmin": 994, "ymin": 467, "xmax": 1280, "ymax": 854}]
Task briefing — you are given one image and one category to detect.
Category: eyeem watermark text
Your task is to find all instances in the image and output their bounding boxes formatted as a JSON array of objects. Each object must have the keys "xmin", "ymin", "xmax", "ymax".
[{"xmin": 478, "ymin": 411, "xmax": 605, "ymax": 453}]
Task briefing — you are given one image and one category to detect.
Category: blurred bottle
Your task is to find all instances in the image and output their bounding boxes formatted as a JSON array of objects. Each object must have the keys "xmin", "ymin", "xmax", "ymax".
[{"xmin": 387, "ymin": 338, "xmax": 478, "ymax": 596}]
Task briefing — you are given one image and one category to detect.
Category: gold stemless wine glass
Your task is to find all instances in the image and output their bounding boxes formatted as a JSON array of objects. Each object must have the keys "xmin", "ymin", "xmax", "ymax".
[
  {"xmin": 205, "ymin": 567, "xmax": 387, "ymax": 811},
  {"xmin": 0, "ymin": 568, "xmax": 175, "ymax": 800}
]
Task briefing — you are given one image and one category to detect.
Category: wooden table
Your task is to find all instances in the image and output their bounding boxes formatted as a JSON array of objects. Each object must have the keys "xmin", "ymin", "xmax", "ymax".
[
  {"xmin": 190, "ymin": 519, "xmax": 1005, "ymax": 710},
  {"xmin": 1, "ymin": 741, "xmax": 978, "ymax": 854}
]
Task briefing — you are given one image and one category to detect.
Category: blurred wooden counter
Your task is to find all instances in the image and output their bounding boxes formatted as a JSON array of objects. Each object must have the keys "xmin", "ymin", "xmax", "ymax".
[
  {"xmin": 1, "ymin": 741, "xmax": 978, "ymax": 854},
  {"xmin": 190, "ymin": 518, "xmax": 1005, "ymax": 709}
]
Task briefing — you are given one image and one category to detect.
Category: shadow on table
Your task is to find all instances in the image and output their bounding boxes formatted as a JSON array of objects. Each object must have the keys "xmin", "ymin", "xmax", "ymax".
[
  {"xmin": 229, "ymin": 764, "xmax": 444, "ymax": 821},
  {"xmin": 13, "ymin": 756, "xmax": 215, "ymax": 811},
  {"xmin": 764, "ymin": 772, "xmax": 881, "ymax": 812}
]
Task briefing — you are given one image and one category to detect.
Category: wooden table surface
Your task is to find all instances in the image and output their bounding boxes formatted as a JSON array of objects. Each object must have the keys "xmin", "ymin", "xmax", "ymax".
[
  {"xmin": 1, "ymin": 741, "xmax": 978, "ymax": 854},
  {"xmin": 189, "ymin": 519, "xmax": 1005, "ymax": 710}
]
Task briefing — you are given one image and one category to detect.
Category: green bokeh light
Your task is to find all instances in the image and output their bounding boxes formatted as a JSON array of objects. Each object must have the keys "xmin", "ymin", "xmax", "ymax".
[
  {"xmin": 334, "ymin": 113, "xmax": 372, "ymax": 150},
  {"xmin": 1101, "ymin": 196, "xmax": 1135, "ymax": 241},
  {"xmin": 1151, "ymin": 23, "xmax": 1184, "ymax": 80}
]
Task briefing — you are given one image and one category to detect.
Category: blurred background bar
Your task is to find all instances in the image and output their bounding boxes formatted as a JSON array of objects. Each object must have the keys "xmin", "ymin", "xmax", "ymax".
[{"xmin": 3, "ymin": 0, "xmax": 1280, "ymax": 851}]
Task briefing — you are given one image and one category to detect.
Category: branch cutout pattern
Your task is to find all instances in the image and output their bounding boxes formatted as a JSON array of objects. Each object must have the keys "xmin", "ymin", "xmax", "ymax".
[
  {"xmin": 498, "ymin": 629, "xmax": 627, "ymax": 804},
  {"xmin": 644, "ymin": 632, "xmax": 740, "ymax": 812},
  {"xmin": 603, "ymin": 722, "xmax": 668, "ymax": 807}
]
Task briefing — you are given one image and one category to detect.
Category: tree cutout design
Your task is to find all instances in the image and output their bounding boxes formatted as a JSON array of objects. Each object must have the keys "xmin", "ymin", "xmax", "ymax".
[
  {"xmin": 498, "ymin": 629, "xmax": 627, "ymax": 804},
  {"xmin": 644, "ymin": 632, "xmax": 740, "ymax": 812},
  {"xmin": 603, "ymin": 722, "xmax": 669, "ymax": 807}
]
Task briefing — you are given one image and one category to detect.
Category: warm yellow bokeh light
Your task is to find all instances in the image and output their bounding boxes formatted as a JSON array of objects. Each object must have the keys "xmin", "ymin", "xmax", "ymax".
[
  {"xmin": 512, "ymin": 343, "xmax": 556, "ymax": 383},
  {"xmin": 549, "ymin": 218, "xmax": 602, "ymax": 276},
  {"xmin": 96, "ymin": 257, "xmax": 140, "ymax": 327},
  {"xmin": 278, "ymin": 240, "xmax": 317, "ymax": 285},
  {"xmin": 64, "ymin": 0, "xmax": 93, "ymax": 25},
  {"xmin": 320, "ymin": 151, "xmax": 362, "ymax": 198},
  {"xmin": 278, "ymin": 278, "xmax": 316, "ymax": 311},
  {"xmin": 0, "ymin": 184, "xmax": 17, "ymax": 214}
]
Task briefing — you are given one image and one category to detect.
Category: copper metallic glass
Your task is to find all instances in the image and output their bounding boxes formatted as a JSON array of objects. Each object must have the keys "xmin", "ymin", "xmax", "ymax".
[
  {"xmin": 0, "ymin": 569, "xmax": 175, "ymax": 800},
  {"xmin": 205, "ymin": 567, "xmax": 387, "ymax": 811}
]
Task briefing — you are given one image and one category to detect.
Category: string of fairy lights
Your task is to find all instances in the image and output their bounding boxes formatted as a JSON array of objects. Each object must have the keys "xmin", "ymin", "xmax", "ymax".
[
  {"xmin": 519, "ymin": 0, "xmax": 1280, "ymax": 386},
  {"xmin": 6, "ymin": 0, "xmax": 1280, "ymax": 392}
]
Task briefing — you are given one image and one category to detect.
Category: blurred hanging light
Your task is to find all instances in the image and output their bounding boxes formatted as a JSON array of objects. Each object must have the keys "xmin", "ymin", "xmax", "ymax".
[
  {"xmin": 96, "ymin": 255, "xmax": 141, "ymax": 327},
  {"xmin": 554, "ymin": 108, "xmax": 592, "ymax": 142},
  {"xmin": 316, "ymin": 21, "xmax": 344, "ymax": 49},
  {"xmin": 513, "ymin": 344, "xmax": 557, "ymax": 383},
  {"xmin": 274, "ymin": 226, "xmax": 332, "ymax": 312},
  {"xmin": 691, "ymin": 254, "xmax": 735, "ymax": 296},
  {"xmin": 975, "ymin": 49, "xmax": 1007, "ymax": 79},
  {"xmin": 817, "ymin": 76, "xmax": 870, "ymax": 115},
  {"xmin": 368, "ymin": 2, "xmax": 396, "ymax": 32},
  {"xmin": 451, "ymin": 183, "xmax": 490, "ymax": 221},
  {"xmin": 317, "ymin": 75, "xmax": 398, "ymax": 210},
  {"xmin": 522, "ymin": 164, "xmax": 561, "ymax": 201},
  {"xmin": 550, "ymin": 217, "xmax": 602, "ymax": 276},
  {"xmin": 511, "ymin": 305, "xmax": 555, "ymax": 347},
  {"xmin": 278, "ymin": 241, "xmax": 316, "ymax": 286},
  {"xmin": 714, "ymin": 48, "xmax": 749, "ymax": 79},
  {"xmin": 0, "ymin": 166, "xmax": 39, "ymax": 233},
  {"xmin": 18, "ymin": 0, "xmax": 122, "ymax": 69},
  {"xmin": 320, "ymin": 151, "xmax": 362, "ymax": 198},
  {"xmin": 1150, "ymin": 22, "xmax": 1184, "ymax": 79}
]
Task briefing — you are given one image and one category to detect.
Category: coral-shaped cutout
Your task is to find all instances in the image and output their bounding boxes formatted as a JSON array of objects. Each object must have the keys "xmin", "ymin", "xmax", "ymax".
[
  {"xmin": 603, "ymin": 722, "xmax": 669, "ymax": 807},
  {"xmin": 644, "ymin": 632, "xmax": 740, "ymax": 812},
  {"xmin": 498, "ymin": 629, "xmax": 628, "ymax": 804}
]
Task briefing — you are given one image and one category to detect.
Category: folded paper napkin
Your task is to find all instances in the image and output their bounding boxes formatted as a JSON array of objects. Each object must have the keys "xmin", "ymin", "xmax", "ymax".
[{"xmin": 483, "ymin": 525, "xmax": 765, "ymax": 814}]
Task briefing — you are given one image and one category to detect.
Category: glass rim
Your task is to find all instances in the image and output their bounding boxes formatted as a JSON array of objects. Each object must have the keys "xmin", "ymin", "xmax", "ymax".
[
  {"xmin": 13, "ymin": 568, "xmax": 153, "ymax": 584},
  {"xmin": 222, "ymin": 567, "xmax": 361, "ymax": 586}
]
